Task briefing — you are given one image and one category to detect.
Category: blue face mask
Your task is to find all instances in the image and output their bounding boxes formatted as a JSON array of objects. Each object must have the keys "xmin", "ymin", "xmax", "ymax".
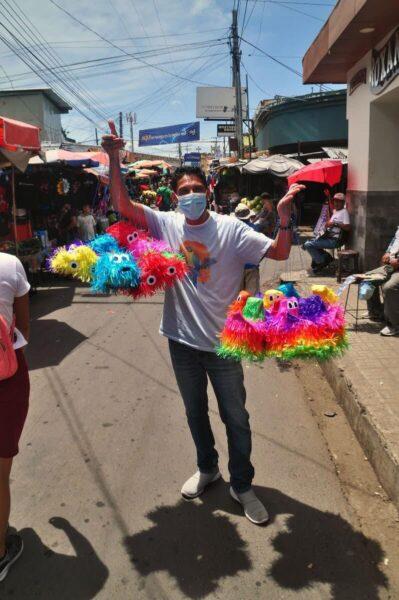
[{"xmin": 178, "ymin": 193, "xmax": 207, "ymax": 220}]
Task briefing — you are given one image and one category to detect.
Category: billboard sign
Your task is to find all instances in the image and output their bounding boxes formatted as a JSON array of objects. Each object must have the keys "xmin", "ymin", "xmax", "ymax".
[
  {"xmin": 217, "ymin": 124, "xmax": 236, "ymax": 137},
  {"xmin": 196, "ymin": 87, "xmax": 247, "ymax": 120},
  {"xmin": 139, "ymin": 121, "xmax": 200, "ymax": 147},
  {"xmin": 184, "ymin": 152, "xmax": 201, "ymax": 163}
]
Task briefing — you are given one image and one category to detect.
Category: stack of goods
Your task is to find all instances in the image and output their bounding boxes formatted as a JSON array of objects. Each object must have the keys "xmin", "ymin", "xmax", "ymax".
[
  {"xmin": 218, "ymin": 283, "xmax": 348, "ymax": 362},
  {"xmin": 240, "ymin": 196, "xmax": 263, "ymax": 215},
  {"xmin": 47, "ymin": 222, "xmax": 188, "ymax": 299}
]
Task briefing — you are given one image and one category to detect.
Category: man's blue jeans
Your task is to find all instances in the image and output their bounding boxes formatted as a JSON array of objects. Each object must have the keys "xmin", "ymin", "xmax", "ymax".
[
  {"xmin": 168, "ymin": 339, "xmax": 254, "ymax": 493},
  {"xmin": 303, "ymin": 237, "xmax": 339, "ymax": 265}
]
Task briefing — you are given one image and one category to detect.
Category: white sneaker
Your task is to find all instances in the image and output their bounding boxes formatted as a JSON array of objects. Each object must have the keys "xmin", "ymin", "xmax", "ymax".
[
  {"xmin": 230, "ymin": 487, "xmax": 269, "ymax": 525},
  {"xmin": 181, "ymin": 470, "xmax": 221, "ymax": 499},
  {"xmin": 380, "ymin": 325, "xmax": 399, "ymax": 336}
]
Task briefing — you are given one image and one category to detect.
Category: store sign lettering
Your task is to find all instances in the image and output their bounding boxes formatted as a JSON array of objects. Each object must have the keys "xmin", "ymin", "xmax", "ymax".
[{"xmin": 370, "ymin": 28, "xmax": 399, "ymax": 94}]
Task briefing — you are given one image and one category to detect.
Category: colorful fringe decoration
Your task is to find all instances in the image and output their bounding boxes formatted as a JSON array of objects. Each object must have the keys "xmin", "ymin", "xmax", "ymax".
[
  {"xmin": 47, "ymin": 245, "xmax": 98, "ymax": 282},
  {"xmin": 48, "ymin": 223, "xmax": 189, "ymax": 299},
  {"xmin": 106, "ymin": 222, "xmax": 149, "ymax": 248},
  {"xmin": 217, "ymin": 286, "xmax": 348, "ymax": 362},
  {"xmin": 91, "ymin": 251, "xmax": 141, "ymax": 294}
]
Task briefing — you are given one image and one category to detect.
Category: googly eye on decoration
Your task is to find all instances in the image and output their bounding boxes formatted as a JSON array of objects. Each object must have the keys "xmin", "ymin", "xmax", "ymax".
[
  {"xmin": 167, "ymin": 266, "xmax": 176, "ymax": 276},
  {"xmin": 238, "ymin": 294, "xmax": 243, "ymax": 302},
  {"xmin": 288, "ymin": 301, "xmax": 294, "ymax": 309},
  {"xmin": 269, "ymin": 295, "xmax": 274, "ymax": 302},
  {"xmin": 121, "ymin": 254, "xmax": 129, "ymax": 261},
  {"xmin": 147, "ymin": 275, "xmax": 156, "ymax": 286},
  {"xmin": 70, "ymin": 261, "xmax": 78, "ymax": 269},
  {"xmin": 112, "ymin": 255, "xmax": 122, "ymax": 263},
  {"xmin": 127, "ymin": 232, "xmax": 139, "ymax": 243},
  {"xmin": 293, "ymin": 300, "xmax": 299, "ymax": 308}
]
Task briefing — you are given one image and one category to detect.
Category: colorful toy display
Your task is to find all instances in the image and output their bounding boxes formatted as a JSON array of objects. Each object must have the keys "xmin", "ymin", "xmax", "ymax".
[
  {"xmin": 218, "ymin": 285, "xmax": 348, "ymax": 362},
  {"xmin": 89, "ymin": 234, "xmax": 120, "ymax": 255},
  {"xmin": 91, "ymin": 251, "xmax": 141, "ymax": 294},
  {"xmin": 48, "ymin": 224, "xmax": 189, "ymax": 299},
  {"xmin": 106, "ymin": 222, "xmax": 149, "ymax": 248},
  {"xmin": 48, "ymin": 244, "xmax": 98, "ymax": 282}
]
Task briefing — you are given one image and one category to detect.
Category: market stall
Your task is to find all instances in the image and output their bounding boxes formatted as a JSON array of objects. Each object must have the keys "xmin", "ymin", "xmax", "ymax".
[{"xmin": 0, "ymin": 116, "xmax": 43, "ymax": 286}]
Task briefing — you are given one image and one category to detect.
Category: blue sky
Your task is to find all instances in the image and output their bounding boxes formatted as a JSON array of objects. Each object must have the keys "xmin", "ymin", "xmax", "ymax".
[{"xmin": 0, "ymin": 0, "xmax": 339, "ymax": 157}]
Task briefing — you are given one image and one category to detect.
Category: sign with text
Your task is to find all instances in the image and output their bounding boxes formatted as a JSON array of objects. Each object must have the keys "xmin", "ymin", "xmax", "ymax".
[
  {"xmin": 196, "ymin": 87, "xmax": 247, "ymax": 120},
  {"xmin": 139, "ymin": 122, "xmax": 200, "ymax": 147},
  {"xmin": 184, "ymin": 152, "xmax": 201, "ymax": 165},
  {"xmin": 217, "ymin": 124, "xmax": 236, "ymax": 137},
  {"xmin": 371, "ymin": 28, "xmax": 399, "ymax": 94}
]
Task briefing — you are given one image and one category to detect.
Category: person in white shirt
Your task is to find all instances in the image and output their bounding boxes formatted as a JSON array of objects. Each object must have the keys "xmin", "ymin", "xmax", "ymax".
[
  {"xmin": 102, "ymin": 120, "xmax": 305, "ymax": 525},
  {"xmin": 304, "ymin": 193, "xmax": 351, "ymax": 273},
  {"xmin": 0, "ymin": 252, "xmax": 30, "ymax": 580},
  {"xmin": 77, "ymin": 204, "xmax": 96, "ymax": 242}
]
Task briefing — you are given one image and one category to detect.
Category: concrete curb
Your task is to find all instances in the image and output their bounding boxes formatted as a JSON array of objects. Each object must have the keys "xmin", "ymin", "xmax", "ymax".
[{"xmin": 319, "ymin": 357, "xmax": 399, "ymax": 511}]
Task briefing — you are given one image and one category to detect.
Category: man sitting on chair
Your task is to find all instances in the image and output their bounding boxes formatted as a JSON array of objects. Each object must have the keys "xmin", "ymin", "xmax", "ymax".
[
  {"xmin": 303, "ymin": 193, "xmax": 351, "ymax": 274},
  {"xmin": 363, "ymin": 226, "xmax": 399, "ymax": 337}
]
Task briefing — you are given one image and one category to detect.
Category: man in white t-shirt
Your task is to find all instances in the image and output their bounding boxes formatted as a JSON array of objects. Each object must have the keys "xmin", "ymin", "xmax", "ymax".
[
  {"xmin": 304, "ymin": 193, "xmax": 351, "ymax": 273},
  {"xmin": 102, "ymin": 121, "xmax": 304, "ymax": 525},
  {"xmin": 77, "ymin": 204, "xmax": 96, "ymax": 242}
]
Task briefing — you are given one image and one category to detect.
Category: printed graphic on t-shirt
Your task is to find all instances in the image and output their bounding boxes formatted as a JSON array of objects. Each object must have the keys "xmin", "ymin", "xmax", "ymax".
[{"xmin": 180, "ymin": 240, "xmax": 217, "ymax": 287}]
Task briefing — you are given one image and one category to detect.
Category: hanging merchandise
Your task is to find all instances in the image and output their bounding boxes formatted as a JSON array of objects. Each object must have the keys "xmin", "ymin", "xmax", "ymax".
[
  {"xmin": 217, "ymin": 284, "xmax": 348, "ymax": 362},
  {"xmin": 57, "ymin": 177, "xmax": 70, "ymax": 196},
  {"xmin": 48, "ymin": 228, "xmax": 189, "ymax": 299},
  {"xmin": 48, "ymin": 244, "xmax": 98, "ymax": 282}
]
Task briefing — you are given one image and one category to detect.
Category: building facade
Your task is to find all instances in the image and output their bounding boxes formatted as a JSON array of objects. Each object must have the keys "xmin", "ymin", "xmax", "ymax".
[
  {"xmin": 0, "ymin": 88, "xmax": 71, "ymax": 145},
  {"xmin": 254, "ymin": 90, "xmax": 348, "ymax": 155},
  {"xmin": 303, "ymin": 0, "xmax": 399, "ymax": 269}
]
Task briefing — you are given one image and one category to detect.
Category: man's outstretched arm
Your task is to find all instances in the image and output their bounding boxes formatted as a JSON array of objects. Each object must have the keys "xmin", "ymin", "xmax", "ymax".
[
  {"xmin": 266, "ymin": 183, "xmax": 305, "ymax": 261},
  {"xmin": 102, "ymin": 120, "xmax": 148, "ymax": 230}
]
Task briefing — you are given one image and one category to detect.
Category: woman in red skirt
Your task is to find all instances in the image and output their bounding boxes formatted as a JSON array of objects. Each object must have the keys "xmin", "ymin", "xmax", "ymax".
[{"xmin": 0, "ymin": 252, "xmax": 30, "ymax": 581}]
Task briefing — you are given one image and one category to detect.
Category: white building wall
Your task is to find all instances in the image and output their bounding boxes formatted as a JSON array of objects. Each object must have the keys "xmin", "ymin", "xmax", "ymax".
[{"xmin": 346, "ymin": 27, "xmax": 399, "ymax": 193}]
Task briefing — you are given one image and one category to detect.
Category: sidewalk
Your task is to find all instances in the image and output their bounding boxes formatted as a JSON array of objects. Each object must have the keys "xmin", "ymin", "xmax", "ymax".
[{"xmin": 261, "ymin": 246, "xmax": 399, "ymax": 511}]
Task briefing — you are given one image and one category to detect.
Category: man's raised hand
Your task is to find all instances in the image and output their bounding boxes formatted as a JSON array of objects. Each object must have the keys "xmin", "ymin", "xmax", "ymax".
[
  {"xmin": 277, "ymin": 183, "xmax": 305, "ymax": 225},
  {"xmin": 101, "ymin": 119, "xmax": 125, "ymax": 156}
]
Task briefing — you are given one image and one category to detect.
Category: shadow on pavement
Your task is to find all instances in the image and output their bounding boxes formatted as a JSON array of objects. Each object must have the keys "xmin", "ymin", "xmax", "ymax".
[
  {"xmin": 124, "ymin": 481, "xmax": 387, "ymax": 600},
  {"xmin": 124, "ymin": 491, "xmax": 251, "ymax": 599},
  {"xmin": 26, "ymin": 319, "xmax": 87, "ymax": 370},
  {"xmin": 30, "ymin": 284, "xmax": 77, "ymax": 321},
  {"xmin": 2, "ymin": 518, "xmax": 109, "ymax": 599}
]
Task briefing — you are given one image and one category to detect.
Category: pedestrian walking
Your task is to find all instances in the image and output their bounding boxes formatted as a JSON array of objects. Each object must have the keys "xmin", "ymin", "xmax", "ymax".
[
  {"xmin": 0, "ymin": 252, "xmax": 30, "ymax": 581},
  {"xmin": 102, "ymin": 121, "xmax": 304, "ymax": 525}
]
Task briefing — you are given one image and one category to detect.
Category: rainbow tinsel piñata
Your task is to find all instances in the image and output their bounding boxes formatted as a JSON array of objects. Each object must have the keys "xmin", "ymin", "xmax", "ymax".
[{"xmin": 217, "ymin": 283, "xmax": 348, "ymax": 362}]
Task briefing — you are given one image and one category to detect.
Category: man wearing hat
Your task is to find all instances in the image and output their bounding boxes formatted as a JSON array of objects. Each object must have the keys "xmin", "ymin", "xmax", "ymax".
[{"xmin": 234, "ymin": 203, "xmax": 260, "ymax": 295}]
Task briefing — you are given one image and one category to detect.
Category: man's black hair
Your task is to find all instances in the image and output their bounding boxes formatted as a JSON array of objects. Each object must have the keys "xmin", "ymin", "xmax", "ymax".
[{"xmin": 171, "ymin": 166, "xmax": 207, "ymax": 192}]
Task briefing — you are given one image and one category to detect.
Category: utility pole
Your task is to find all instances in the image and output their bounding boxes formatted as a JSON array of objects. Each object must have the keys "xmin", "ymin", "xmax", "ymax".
[
  {"xmin": 95, "ymin": 128, "xmax": 99, "ymax": 146},
  {"xmin": 119, "ymin": 111, "xmax": 123, "ymax": 138},
  {"xmin": 178, "ymin": 142, "xmax": 182, "ymax": 166},
  {"xmin": 231, "ymin": 9, "xmax": 243, "ymax": 159},
  {"xmin": 245, "ymin": 73, "xmax": 251, "ymax": 160},
  {"xmin": 126, "ymin": 112, "xmax": 136, "ymax": 152}
]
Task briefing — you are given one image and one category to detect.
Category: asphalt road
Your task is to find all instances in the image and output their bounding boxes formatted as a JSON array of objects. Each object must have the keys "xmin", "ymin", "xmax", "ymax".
[{"xmin": 2, "ymin": 280, "xmax": 391, "ymax": 599}]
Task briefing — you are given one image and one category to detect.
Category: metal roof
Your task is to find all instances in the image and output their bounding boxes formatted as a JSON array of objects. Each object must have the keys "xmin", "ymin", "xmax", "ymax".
[{"xmin": 0, "ymin": 88, "xmax": 71, "ymax": 113}]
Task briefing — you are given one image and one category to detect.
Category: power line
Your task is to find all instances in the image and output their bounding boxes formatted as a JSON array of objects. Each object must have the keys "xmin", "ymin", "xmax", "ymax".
[
  {"xmin": 0, "ymin": 22, "xmax": 107, "ymax": 128},
  {"xmin": 48, "ymin": 0, "xmax": 229, "ymax": 87},
  {"xmin": 1, "ymin": 0, "xmax": 108, "ymax": 120},
  {"xmin": 240, "ymin": 36, "xmax": 303, "ymax": 77}
]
